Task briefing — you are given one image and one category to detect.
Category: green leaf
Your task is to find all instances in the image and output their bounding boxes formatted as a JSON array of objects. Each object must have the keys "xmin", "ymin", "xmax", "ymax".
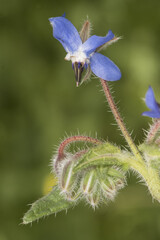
[{"xmin": 23, "ymin": 186, "xmax": 75, "ymax": 224}]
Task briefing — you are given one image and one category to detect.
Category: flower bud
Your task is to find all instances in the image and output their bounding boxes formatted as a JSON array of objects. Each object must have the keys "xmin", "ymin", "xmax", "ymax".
[
  {"xmin": 59, "ymin": 160, "xmax": 76, "ymax": 194},
  {"xmin": 81, "ymin": 169, "xmax": 97, "ymax": 195},
  {"xmin": 115, "ymin": 179, "xmax": 125, "ymax": 190},
  {"xmin": 100, "ymin": 177, "xmax": 116, "ymax": 201},
  {"xmin": 86, "ymin": 185, "xmax": 101, "ymax": 209},
  {"xmin": 107, "ymin": 167, "xmax": 125, "ymax": 179}
]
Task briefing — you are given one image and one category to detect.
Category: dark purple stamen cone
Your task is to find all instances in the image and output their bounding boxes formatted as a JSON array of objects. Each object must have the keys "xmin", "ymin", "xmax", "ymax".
[{"xmin": 73, "ymin": 62, "xmax": 84, "ymax": 87}]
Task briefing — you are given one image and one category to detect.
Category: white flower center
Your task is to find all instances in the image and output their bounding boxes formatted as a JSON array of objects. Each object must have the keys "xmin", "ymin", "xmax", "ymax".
[{"xmin": 65, "ymin": 50, "xmax": 89, "ymax": 64}]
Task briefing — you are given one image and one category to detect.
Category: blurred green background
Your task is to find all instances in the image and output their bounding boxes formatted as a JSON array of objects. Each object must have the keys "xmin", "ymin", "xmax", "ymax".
[{"xmin": 1, "ymin": 0, "xmax": 160, "ymax": 239}]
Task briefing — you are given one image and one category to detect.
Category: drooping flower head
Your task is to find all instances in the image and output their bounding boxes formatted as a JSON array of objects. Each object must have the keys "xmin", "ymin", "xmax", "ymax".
[
  {"xmin": 49, "ymin": 15, "xmax": 121, "ymax": 86},
  {"xmin": 142, "ymin": 86, "xmax": 160, "ymax": 118}
]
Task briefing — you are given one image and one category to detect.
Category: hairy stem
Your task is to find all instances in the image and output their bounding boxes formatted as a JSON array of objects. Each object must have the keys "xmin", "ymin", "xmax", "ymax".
[
  {"xmin": 57, "ymin": 136, "xmax": 102, "ymax": 161},
  {"xmin": 146, "ymin": 119, "xmax": 160, "ymax": 144},
  {"xmin": 131, "ymin": 160, "xmax": 160, "ymax": 201},
  {"xmin": 100, "ymin": 79, "xmax": 143, "ymax": 162},
  {"xmin": 99, "ymin": 80, "xmax": 160, "ymax": 201}
]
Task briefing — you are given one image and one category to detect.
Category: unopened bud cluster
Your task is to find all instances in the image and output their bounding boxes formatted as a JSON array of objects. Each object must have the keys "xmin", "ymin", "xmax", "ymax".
[{"xmin": 53, "ymin": 152, "xmax": 126, "ymax": 208}]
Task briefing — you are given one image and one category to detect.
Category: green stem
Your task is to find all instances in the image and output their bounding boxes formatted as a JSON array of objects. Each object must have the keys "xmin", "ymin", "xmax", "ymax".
[
  {"xmin": 100, "ymin": 79, "xmax": 143, "ymax": 163},
  {"xmin": 130, "ymin": 159, "xmax": 160, "ymax": 201}
]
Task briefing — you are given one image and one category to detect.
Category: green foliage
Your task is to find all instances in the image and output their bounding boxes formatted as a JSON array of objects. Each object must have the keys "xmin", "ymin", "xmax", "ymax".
[
  {"xmin": 139, "ymin": 143, "xmax": 160, "ymax": 168},
  {"xmin": 23, "ymin": 141, "xmax": 130, "ymax": 223},
  {"xmin": 24, "ymin": 137, "xmax": 160, "ymax": 224},
  {"xmin": 23, "ymin": 187, "xmax": 75, "ymax": 224},
  {"xmin": 74, "ymin": 143, "xmax": 130, "ymax": 172}
]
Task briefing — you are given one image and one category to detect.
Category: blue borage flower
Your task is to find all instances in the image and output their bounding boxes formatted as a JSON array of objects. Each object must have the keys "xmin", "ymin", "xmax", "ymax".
[
  {"xmin": 142, "ymin": 86, "xmax": 160, "ymax": 118},
  {"xmin": 49, "ymin": 15, "xmax": 121, "ymax": 86}
]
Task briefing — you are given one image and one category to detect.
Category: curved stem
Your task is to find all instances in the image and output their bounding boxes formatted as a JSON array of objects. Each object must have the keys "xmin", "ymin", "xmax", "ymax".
[
  {"xmin": 100, "ymin": 79, "xmax": 143, "ymax": 162},
  {"xmin": 55, "ymin": 135, "xmax": 102, "ymax": 174},
  {"xmin": 57, "ymin": 136, "xmax": 102, "ymax": 161}
]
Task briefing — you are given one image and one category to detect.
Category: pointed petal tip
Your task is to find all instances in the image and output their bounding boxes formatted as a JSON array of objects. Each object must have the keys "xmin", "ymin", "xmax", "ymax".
[
  {"xmin": 142, "ymin": 110, "xmax": 160, "ymax": 118},
  {"xmin": 147, "ymin": 85, "xmax": 153, "ymax": 92},
  {"xmin": 141, "ymin": 112, "xmax": 146, "ymax": 116},
  {"xmin": 81, "ymin": 29, "xmax": 115, "ymax": 56},
  {"xmin": 49, "ymin": 17, "xmax": 54, "ymax": 24},
  {"xmin": 142, "ymin": 109, "xmax": 153, "ymax": 117},
  {"xmin": 145, "ymin": 86, "xmax": 160, "ymax": 112},
  {"xmin": 62, "ymin": 13, "xmax": 66, "ymax": 17},
  {"xmin": 108, "ymin": 30, "xmax": 114, "ymax": 35},
  {"xmin": 141, "ymin": 113, "xmax": 150, "ymax": 117}
]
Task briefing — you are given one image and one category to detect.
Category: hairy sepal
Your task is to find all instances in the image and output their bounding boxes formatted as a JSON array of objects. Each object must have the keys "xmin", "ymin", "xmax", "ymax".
[
  {"xmin": 74, "ymin": 142, "xmax": 130, "ymax": 173},
  {"xmin": 139, "ymin": 143, "xmax": 160, "ymax": 169}
]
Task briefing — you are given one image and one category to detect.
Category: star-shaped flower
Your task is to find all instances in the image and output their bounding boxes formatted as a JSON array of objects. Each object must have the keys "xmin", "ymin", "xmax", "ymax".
[
  {"xmin": 49, "ymin": 15, "xmax": 121, "ymax": 86},
  {"xmin": 142, "ymin": 86, "xmax": 160, "ymax": 118}
]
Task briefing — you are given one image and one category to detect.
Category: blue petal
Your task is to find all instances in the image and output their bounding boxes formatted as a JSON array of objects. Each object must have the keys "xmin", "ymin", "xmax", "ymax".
[
  {"xmin": 80, "ymin": 30, "xmax": 114, "ymax": 56},
  {"xmin": 49, "ymin": 17, "xmax": 82, "ymax": 53},
  {"xmin": 145, "ymin": 86, "xmax": 159, "ymax": 112},
  {"xmin": 90, "ymin": 52, "xmax": 121, "ymax": 81},
  {"xmin": 142, "ymin": 110, "xmax": 160, "ymax": 118}
]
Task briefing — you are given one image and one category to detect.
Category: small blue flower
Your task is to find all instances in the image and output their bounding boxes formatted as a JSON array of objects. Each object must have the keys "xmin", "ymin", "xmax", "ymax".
[
  {"xmin": 49, "ymin": 15, "xmax": 121, "ymax": 86},
  {"xmin": 142, "ymin": 86, "xmax": 160, "ymax": 118}
]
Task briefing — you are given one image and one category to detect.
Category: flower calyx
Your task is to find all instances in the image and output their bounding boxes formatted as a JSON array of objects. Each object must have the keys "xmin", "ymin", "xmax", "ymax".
[{"xmin": 52, "ymin": 135, "xmax": 128, "ymax": 208}]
